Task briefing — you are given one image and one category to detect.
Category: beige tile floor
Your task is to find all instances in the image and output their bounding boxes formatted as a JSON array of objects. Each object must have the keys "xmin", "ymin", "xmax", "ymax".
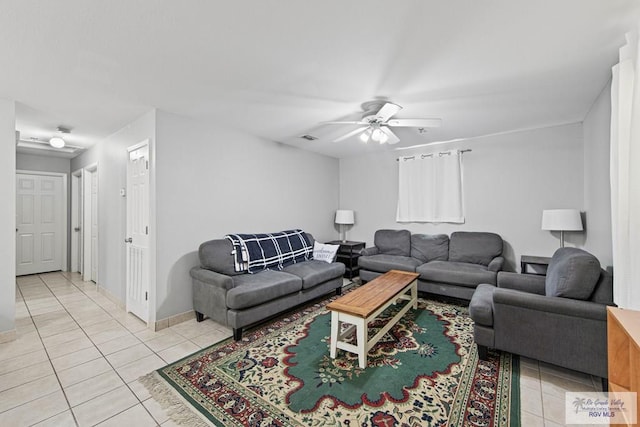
[
  {"xmin": 1, "ymin": 272, "xmax": 232, "ymax": 426},
  {"xmin": 1, "ymin": 272, "xmax": 604, "ymax": 426}
]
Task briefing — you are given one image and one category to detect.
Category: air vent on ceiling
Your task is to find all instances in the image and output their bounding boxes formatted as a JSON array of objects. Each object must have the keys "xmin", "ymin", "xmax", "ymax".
[{"xmin": 299, "ymin": 134, "xmax": 318, "ymax": 141}]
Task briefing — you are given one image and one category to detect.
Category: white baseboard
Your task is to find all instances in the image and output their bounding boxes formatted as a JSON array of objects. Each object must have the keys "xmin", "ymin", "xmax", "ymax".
[
  {"xmin": 93, "ymin": 283, "xmax": 194, "ymax": 332},
  {"xmin": 97, "ymin": 285, "xmax": 126, "ymax": 310}
]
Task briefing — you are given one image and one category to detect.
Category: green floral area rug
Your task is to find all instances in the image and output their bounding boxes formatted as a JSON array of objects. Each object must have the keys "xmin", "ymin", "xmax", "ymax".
[{"xmin": 141, "ymin": 297, "xmax": 520, "ymax": 427}]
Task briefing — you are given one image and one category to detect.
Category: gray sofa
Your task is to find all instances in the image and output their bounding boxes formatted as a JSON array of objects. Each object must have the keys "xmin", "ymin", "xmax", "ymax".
[
  {"xmin": 469, "ymin": 247, "xmax": 615, "ymax": 378},
  {"xmin": 190, "ymin": 234, "xmax": 345, "ymax": 340},
  {"xmin": 358, "ymin": 229, "xmax": 504, "ymax": 300}
]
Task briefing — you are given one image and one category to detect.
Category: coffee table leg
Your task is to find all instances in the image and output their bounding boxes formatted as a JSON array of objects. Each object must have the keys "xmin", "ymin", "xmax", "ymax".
[
  {"xmin": 330, "ymin": 311, "xmax": 339, "ymax": 359},
  {"xmin": 411, "ymin": 280, "xmax": 418, "ymax": 309},
  {"xmin": 356, "ymin": 318, "xmax": 367, "ymax": 369}
]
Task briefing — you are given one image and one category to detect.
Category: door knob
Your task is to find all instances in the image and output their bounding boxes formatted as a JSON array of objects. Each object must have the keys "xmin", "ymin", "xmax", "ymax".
[
  {"xmin": 125, "ymin": 237, "xmax": 133, "ymax": 243},
  {"xmin": 74, "ymin": 227, "xmax": 81, "ymax": 232}
]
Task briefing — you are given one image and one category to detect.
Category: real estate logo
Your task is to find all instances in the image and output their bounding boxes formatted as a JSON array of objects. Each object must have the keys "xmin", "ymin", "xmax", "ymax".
[{"xmin": 565, "ymin": 392, "xmax": 637, "ymax": 425}]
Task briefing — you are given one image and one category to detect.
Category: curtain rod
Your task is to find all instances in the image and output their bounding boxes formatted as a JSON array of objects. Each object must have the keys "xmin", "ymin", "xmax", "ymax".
[{"xmin": 396, "ymin": 149, "xmax": 472, "ymax": 161}]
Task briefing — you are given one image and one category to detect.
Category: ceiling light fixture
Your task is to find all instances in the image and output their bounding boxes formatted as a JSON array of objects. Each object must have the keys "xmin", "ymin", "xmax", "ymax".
[
  {"xmin": 370, "ymin": 127, "xmax": 388, "ymax": 144},
  {"xmin": 49, "ymin": 137, "xmax": 65, "ymax": 148},
  {"xmin": 359, "ymin": 128, "xmax": 372, "ymax": 143}
]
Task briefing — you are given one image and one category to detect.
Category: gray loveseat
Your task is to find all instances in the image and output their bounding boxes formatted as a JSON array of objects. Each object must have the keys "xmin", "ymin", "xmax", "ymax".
[
  {"xmin": 469, "ymin": 247, "xmax": 615, "ymax": 378},
  {"xmin": 358, "ymin": 229, "xmax": 504, "ymax": 300},
  {"xmin": 190, "ymin": 234, "xmax": 345, "ymax": 340}
]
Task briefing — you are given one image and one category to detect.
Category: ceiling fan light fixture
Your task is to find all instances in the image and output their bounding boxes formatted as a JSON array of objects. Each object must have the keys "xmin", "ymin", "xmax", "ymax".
[
  {"xmin": 371, "ymin": 128, "xmax": 386, "ymax": 143},
  {"xmin": 359, "ymin": 128, "xmax": 372, "ymax": 142},
  {"xmin": 49, "ymin": 137, "xmax": 65, "ymax": 148}
]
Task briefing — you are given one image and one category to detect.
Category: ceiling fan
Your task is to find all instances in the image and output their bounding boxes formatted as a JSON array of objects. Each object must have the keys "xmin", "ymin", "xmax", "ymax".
[{"xmin": 326, "ymin": 101, "xmax": 441, "ymax": 144}]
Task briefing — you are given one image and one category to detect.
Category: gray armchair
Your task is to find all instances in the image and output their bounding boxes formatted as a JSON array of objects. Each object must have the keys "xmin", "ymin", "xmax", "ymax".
[{"xmin": 469, "ymin": 247, "xmax": 615, "ymax": 379}]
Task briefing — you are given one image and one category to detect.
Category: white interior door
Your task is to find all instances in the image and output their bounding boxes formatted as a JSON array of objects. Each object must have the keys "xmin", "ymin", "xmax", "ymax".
[
  {"xmin": 16, "ymin": 173, "xmax": 64, "ymax": 275},
  {"xmin": 126, "ymin": 141, "xmax": 150, "ymax": 322}
]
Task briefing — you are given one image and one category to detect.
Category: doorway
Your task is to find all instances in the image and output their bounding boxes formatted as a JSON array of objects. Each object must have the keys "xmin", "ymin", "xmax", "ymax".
[
  {"xmin": 126, "ymin": 140, "xmax": 150, "ymax": 323},
  {"xmin": 82, "ymin": 164, "xmax": 98, "ymax": 283},
  {"xmin": 15, "ymin": 171, "xmax": 67, "ymax": 276},
  {"xmin": 70, "ymin": 169, "xmax": 83, "ymax": 274}
]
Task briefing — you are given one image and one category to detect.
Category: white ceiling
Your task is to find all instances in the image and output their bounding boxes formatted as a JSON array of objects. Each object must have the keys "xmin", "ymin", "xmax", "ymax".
[{"xmin": 3, "ymin": 1, "xmax": 639, "ymax": 159}]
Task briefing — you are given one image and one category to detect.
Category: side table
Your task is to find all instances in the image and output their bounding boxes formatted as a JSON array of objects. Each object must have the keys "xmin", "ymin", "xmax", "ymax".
[
  {"xmin": 520, "ymin": 255, "xmax": 551, "ymax": 275},
  {"xmin": 326, "ymin": 240, "xmax": 366, "ymax": 279}
]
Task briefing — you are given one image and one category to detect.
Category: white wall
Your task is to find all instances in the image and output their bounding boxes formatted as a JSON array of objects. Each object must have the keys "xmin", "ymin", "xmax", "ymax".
[
  {"xmin": 17, "ymin": 153, "xmax": 70, "ymax": 174},
  {"xmin": 71, "ymin": 110, "xmax": 157, "ymax": 303},
  {"xmin": 154, "ymin": 111, "xmax": 340, "ymax": 319},
  {"xmin": 0, "ymin": 100, "xmax": 16, "ymax": 335},
  {"xmin": 69, "ymin": 109, "xmax": 339, "ymax": 323},
  {"xmin": 339, "ymin": 123, "xmax": 587, "ymax": 271},
  {"xmin": 583, "ymin": 80, "xmax": 613, "ymax": 267}
]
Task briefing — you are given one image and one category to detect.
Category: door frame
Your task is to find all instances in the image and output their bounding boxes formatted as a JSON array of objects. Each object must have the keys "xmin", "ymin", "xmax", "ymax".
[
  {"xmin": 82, "ymin": 163, "xmax": 98, "ymax": 282},
  {"xmin": 16, "ymin": 170, "xmax": 68, "ymax": 273},
  {"xmin": 70, "ymin": 169, "xmax": 83, "ymax": 274}
]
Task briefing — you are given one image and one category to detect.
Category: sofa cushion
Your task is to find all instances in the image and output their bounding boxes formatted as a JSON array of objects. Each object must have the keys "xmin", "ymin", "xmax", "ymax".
[
  {"xmin": 469, "ymin": 284, "xmax": 496, "ymax": 326},
  {"xmin": 545, "ymin": 248, "xmax": 601, "ymax": 300},
  {"xmin": 448, "ymin": 232, "xmax": 503, "ymax": 266},
  {"xmin": 411, "ymin": 234, "xmax": 449, "ymax": 263},
  {"xmin": 374, "ymin": 229, "xmax": 411, "ymax": 256},
  {"xmin": 283, "ymin": 260, "xmax": 344, "ymax": 289},
  {"xmin": 199, "ymin": 239, "xmax": 244, "ymax": 276},
  {"xmin": 227, "ymin": 271, "xmax": 302, "ymax": 310},
  {"xmin": 417, "ymin": 261, "xmax": 497, "ymax": 287},
  {"xmin": 358, "ymin": 254, "xmax": 422, "ymax": 273}
]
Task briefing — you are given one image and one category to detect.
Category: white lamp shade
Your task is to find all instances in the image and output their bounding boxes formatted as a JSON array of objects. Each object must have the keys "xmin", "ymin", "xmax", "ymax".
[
  {"xmin": 541, "ymin": 209, "xmax": 583, "ymax": 231},
  {"xmin": 335, "ymin": 210, "xmax": 354, "ymax": 225}
]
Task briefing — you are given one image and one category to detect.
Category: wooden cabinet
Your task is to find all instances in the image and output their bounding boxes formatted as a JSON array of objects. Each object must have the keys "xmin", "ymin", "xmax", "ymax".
[{"xmin": 607, "ymin": 307, "xmax": 640, "ymax": 425}]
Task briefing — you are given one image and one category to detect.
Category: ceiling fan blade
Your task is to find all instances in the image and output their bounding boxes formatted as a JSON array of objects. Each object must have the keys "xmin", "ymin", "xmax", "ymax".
[
  {"xmin": 323, "ymin": 121, "xmax": 367, "ymax": 125},
  {"xmin": 333, "ymin": 126, "xmax": 369, "ymax": 143},
  {"xmin": 381, "ymin": 127, "xmax": 400, "ymax": 144},
  {"xmin": 376, "ymin": 102, "xmax": 402, "ymax": 122},
  {"xmin": 387, "ymin": 118, "xmax": 442, "ymax": 128}
]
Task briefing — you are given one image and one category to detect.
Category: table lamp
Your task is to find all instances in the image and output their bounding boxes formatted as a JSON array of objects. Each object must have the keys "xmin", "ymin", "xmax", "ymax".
[
  {"xmin": 541, "ymin": 209, "xmax": 583, "ymax": 248},
  {"xmin": 335, "ymin": 210, "xmax": 354, "ymax": 243}
]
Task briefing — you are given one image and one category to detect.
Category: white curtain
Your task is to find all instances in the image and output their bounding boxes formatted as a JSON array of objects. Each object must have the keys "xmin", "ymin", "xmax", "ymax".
[
  {"xmin": 610, "ymin": 30, "xmax": 640, "ymax": 310},
  {"xmin": 396, "ymin": 149, "xmax": 464, "ymax": 223}
]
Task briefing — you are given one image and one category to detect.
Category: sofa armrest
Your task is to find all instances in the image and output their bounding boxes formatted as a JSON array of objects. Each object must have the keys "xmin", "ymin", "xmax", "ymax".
[
  {"xmin": 493, "ymin": 288, "xmax": 607, "ymax": 321},
  {"xmin": 190, "ymin": 267, "xmax": 235, "ymax": 291},
  {"xmin": 360, "ymin": 247, "xmax": 379, "ymax": 256},
  {"xmin": 487, "ymin": 256, "xmax": 505, "ymax": 272},
  {"xmin": 497, "ymin": 271, "xmax": 546, "ymax": 295}
]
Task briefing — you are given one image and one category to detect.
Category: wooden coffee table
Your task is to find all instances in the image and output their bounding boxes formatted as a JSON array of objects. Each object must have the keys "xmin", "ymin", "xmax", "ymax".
[{"xmin": 326, "ymin": 270, "xmax": 419, "ymax": 369}]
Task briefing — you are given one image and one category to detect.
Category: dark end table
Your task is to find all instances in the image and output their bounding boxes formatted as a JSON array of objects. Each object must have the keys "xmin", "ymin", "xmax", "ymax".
[
  {"xmin": 326, "ymin": 240, "xmax": 366, "ymax": 279},
  {"xmin": 520, "ymin": 255, "xmax": 551, "ymax": 275}
]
